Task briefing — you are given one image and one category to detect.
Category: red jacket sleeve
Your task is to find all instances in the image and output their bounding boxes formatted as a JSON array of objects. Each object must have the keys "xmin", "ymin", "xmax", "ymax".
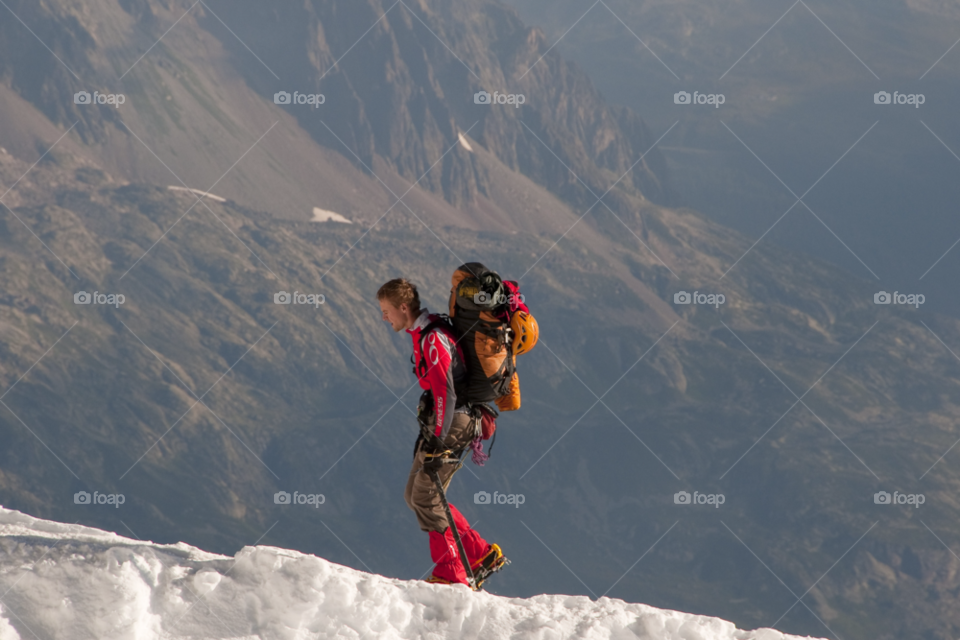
[{"xmin": 421, "ymin": 329, "xmax": 459, "ymax": 440}]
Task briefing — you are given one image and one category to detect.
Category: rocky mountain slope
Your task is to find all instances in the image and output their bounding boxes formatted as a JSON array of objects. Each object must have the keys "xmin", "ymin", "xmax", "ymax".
[
  {"xmin": 3, "ymin": 137, "xmax": 960, "ymax": 639},
  {"xmin": 0, "ymin": 0, "xmax": 675, "ymax": 226},
  {"xmin": 1, "ymin": 1, "xmax": 960, "ymax": 639}
]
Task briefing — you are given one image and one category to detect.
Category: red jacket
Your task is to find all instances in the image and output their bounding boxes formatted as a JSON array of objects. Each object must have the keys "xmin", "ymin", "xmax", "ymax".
[{"xmin": 407, "ymin": 309, "xmax": 466, "ymax": 440}]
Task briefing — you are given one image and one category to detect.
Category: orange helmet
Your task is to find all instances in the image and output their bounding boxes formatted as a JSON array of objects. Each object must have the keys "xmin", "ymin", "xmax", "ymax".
[{"xmin": 510, "ymin": 311, "xmax": 539, "ymax": 355}]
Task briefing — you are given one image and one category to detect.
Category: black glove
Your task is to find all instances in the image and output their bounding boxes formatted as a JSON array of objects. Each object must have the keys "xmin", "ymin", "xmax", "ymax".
[{"xmin": 417, "ymin": 389, "xmax": 435, "ymax": 429}]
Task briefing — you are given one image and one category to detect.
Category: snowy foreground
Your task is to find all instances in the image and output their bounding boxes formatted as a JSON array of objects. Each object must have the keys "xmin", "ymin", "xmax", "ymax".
[{"xmin": 0, "ymin": 508, "xmax": 823, "ymax": 640}]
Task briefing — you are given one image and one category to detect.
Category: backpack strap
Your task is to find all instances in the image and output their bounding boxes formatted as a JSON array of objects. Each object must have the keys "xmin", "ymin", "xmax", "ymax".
[{"xmin": 411, "ymin": 316, "xmax": 454, "ymax": 379}]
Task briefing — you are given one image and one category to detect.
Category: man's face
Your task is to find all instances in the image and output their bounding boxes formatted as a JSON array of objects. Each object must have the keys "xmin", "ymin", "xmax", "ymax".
[{"xmin": 379, "ymin": 299, "xmax": 409, "ymax": 332}]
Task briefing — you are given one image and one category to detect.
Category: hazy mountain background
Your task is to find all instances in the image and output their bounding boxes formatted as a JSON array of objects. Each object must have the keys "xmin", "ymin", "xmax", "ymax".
[
  {"xmin": 502, "ymin": 0, "xmax": 960, "ymax": 319},
  {"xmin": 1, "ymin": 1, "xmax": 960, "ymax": 639}
]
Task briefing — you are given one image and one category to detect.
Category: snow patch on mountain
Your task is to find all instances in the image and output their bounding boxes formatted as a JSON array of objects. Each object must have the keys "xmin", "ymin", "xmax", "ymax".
[
  {"xmin": 166, "ymin": 185, "xmax": 227, "ymax": 203},
  {"xmin": 311, "ymin": 207, "xmax": 352, "ymax": 223},
  {"xmin": 0, "ymin": 507, "xmax": 822, "ymax": 640}
]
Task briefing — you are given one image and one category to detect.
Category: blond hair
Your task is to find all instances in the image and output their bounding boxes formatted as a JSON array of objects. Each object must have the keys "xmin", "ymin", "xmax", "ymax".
[{"xmin": 377, "ymin": 278, "xmax": 421, "ymax": 312}]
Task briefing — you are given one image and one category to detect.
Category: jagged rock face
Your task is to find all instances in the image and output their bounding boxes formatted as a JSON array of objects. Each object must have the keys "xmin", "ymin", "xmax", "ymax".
[
  {"xmin": 0, "ymin": 0, "xmax": 675, "ymax": 209},
  {"xmin": 208, "ymin": 0, "xmax": 676, "ymax": 207},
  {"xmin": 0, "ymin": 2, "xmax": 103, "ymax": 142},
  {"xmin": 194, "ymin": 0, "xmax": 677, "ymax": 207}
]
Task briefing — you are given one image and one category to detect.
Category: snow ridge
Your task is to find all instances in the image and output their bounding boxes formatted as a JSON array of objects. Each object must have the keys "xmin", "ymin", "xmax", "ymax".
[{"xmin": 0, "ymin": 508, "xmax": 821, "ymax": 640}]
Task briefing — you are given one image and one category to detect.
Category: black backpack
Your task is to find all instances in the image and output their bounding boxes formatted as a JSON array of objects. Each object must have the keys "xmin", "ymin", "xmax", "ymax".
[
  {"xmin": 412, "ymin": 262, "xmax": 522, "ymax": 409},
  {"xmin": 447, "ymin": 262, "xmax": 516, "ymax": 405}
]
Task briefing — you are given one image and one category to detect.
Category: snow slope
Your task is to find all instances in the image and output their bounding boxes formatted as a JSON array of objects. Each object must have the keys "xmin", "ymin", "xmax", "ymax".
[{"xmin": 0, "ymin": 508, "xmax": 822, "ymax": 640}]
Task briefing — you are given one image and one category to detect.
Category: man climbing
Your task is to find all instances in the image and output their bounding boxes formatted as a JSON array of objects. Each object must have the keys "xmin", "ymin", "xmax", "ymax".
[{"xmin": 377, "ymin": 277, "xmax": 506, "ymax": 588}]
